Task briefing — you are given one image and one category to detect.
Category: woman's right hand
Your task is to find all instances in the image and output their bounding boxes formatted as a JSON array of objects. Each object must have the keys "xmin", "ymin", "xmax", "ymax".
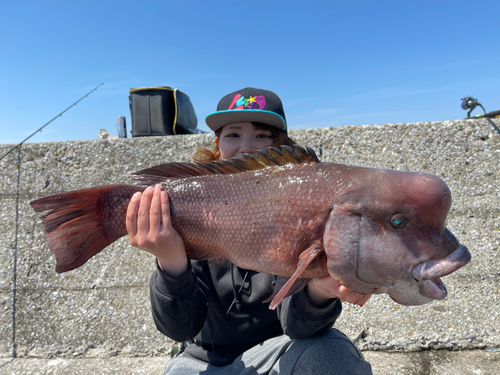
[{"xmin": 126, "ymin": 184, "xmax": 188, "ymax": 277}]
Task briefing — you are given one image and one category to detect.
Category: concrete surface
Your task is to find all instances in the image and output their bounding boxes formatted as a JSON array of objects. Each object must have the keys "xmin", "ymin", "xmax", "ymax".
[
  {"xmin": 1, "ymin": 350, "xmax": 500, "ymax": 375},
  {"xmin": 0, "ymin": 118, "xmax": 499, "ymax": 374}
]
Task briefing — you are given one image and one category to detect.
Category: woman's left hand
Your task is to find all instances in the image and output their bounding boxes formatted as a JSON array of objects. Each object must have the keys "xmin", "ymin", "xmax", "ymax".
[{"xmin": 306, "ymin": 275, "xmax": 371, "ymax": 308}]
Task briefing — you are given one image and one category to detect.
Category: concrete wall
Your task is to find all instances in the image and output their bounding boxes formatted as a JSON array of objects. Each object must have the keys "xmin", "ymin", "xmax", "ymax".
[{"xmin": 0, "ymin": 118, "xmax": 499, "ymax": 374}]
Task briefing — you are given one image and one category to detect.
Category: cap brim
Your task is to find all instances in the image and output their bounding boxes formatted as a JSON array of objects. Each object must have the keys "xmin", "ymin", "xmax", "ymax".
[{"xmin": 205, "ymin": 110, "xmax": 287, "ymax": 132}]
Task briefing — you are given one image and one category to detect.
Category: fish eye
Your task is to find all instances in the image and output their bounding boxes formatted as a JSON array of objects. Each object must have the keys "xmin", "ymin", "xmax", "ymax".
[{"xmin": 390, "ymin": 214, "xmax": 408, "ymax": 229}]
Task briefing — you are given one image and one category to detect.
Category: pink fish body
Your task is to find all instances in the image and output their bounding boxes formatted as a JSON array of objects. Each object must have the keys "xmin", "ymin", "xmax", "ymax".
[{"xmin": 31, "ymin": 146, "xmax": 471, "ymax": 309}]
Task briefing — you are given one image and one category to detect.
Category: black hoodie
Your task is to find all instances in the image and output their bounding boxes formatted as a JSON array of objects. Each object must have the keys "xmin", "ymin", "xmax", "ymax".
[{"xmin": 150, "ymin": 258, "xmax": 342, "ymax": 366}]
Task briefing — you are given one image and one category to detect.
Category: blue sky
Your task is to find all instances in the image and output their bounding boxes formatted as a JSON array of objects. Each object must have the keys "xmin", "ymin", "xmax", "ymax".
[{"xmin": 1, "ymin": 0, "xmax": 499, "ymax": 145}]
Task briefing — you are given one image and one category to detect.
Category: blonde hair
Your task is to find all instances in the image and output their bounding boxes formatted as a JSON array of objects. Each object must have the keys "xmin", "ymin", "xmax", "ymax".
[{"xmin": 192, "ymin": 123, "xmax": 296, "ymax": 162}]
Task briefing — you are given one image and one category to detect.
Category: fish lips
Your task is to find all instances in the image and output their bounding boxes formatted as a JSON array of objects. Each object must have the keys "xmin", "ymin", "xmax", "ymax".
[
  {"xmin": 389, "ymin": 278, "xmax": 448, "ymax": 306},
  {"xmin": 390, "ymin": 243, "xmax": 471, "ymax": 305},
  {"xmin": 412, "ymin": 243, "xmax": 471, "ymax": 300}
]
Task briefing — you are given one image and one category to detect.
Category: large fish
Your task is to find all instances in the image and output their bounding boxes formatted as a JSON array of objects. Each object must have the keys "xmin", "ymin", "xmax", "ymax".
[{"xmin": 30, "ymin": 145, "xmax": 471, "ymax": 309}]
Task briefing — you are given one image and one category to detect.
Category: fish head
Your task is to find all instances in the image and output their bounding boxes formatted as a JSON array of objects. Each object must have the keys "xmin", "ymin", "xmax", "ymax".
[{"xmin": 323, "ymin": 169, "xmax": 471, "ymax": 305}]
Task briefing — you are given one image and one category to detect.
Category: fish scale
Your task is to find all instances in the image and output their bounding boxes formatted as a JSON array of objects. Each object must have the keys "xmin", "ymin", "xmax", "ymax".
[
  {"xmin": 165, "ymin": 163, "xmax": 328, "ymax": 278},
  {"xmin": 30, "ymin": 145, "xmax": 471, "ymax": 309}
]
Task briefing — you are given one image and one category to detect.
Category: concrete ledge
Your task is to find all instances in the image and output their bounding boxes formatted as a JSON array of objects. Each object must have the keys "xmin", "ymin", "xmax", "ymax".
[
  {"xmin": 1, "ymin": 118, "xmax": 499, "ymax": 373},
  {"xmin": 1, "ymin": 350, "xmax": 499, "ymax": 374},
  {"xmin": 0, "ymin": 356, "xmax": 168, "ymax": 374},
  {"xmin": 363, "ymin": 350, "xmax": 500, "ymax": 374}
]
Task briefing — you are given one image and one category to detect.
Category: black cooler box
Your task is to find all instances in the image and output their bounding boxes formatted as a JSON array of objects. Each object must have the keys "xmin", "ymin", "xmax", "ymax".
[{"xmin": 129, "ymin": 86, "xmax": 198, "ymax": 137}]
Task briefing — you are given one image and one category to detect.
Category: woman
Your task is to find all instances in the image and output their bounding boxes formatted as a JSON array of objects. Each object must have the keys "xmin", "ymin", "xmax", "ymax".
[{"xmin": 126, "ymin": 87, "xmax": 372, "ymax": 374}]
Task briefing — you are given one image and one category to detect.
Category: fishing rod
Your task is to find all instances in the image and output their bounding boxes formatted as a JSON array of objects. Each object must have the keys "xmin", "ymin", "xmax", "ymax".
[
  {"xmin": 461, "ymin": 96, "xmax": 500, "ymax": 119},
  {"xmin": 0, "ymin": 83, "xmax": 104, "ymax": 162}
]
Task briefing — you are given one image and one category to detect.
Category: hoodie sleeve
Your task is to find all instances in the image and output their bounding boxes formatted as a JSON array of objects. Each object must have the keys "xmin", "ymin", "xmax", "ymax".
[
  {"xmin": 277, "ymin": 287, "xmax": 342, "ymax": 339},
  {"xmin": 149, "ymin": 260, "xmax": 210, "ymax": 342}
]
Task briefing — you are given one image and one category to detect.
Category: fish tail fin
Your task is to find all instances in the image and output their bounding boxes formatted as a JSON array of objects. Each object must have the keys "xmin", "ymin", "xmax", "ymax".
[{"xmin": 30, "ymin": 184, "xmax": 144, "ymax": 273}]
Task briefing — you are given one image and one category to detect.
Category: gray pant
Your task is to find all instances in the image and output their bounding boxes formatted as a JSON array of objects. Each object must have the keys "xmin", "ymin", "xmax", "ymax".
[{"xmin": 164, "ymin": 329, "xmax": 372, "ymax": 375}]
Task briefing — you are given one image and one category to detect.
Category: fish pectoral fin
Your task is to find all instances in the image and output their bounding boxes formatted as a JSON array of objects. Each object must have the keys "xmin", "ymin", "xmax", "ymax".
[
  {"xmin": 264, "ymin": 276, "xmax": 309, "ymax": 307},
  {"xmin": 268, "ymin": 245, "xmax": 323, "ymax": 310}
]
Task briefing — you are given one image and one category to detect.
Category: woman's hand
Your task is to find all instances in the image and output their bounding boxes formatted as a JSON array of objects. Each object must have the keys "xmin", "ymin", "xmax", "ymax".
[
  {"xmin": 307, "ymin": 275, "xmax": 372, "ymax": 308},
  {"xmin": 126, "ymin": 184, "xmax": 188, "ymax": 277}
]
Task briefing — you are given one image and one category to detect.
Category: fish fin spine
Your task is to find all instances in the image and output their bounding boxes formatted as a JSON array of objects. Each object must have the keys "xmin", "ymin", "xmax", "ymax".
[{"xmin": 129, "ymin": 145, "xmax": 319, "ymax": 185}]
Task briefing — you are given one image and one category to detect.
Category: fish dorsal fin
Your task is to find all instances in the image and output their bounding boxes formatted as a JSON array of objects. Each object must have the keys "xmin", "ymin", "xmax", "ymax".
[{"xmin": 129, "ymin": 144, "xmax": 319, "ymax": 185}]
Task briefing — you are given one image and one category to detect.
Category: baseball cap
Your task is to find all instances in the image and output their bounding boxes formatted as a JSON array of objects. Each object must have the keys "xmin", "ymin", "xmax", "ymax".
[{"xmin": 205, "ymin": 87, "xmax": 287, "ymax": 132}]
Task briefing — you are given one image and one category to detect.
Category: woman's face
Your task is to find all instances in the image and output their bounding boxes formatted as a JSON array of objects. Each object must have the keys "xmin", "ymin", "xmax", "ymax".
[{"xmin": 215, "ymin": 122, "xmax": 274, "ymax": 159}]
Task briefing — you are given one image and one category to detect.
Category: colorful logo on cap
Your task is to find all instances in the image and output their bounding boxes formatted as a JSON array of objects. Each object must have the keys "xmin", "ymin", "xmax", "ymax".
[{"xmin": 227, "ymin": 94, "xmax": 266, "ymax": 111}]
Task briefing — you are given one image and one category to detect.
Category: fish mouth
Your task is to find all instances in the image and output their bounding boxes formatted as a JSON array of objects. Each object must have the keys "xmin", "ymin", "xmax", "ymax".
[
  {"xmin": 412, "ymin": 243, "xmax": 471, "ymax": 301},
  {"xmin": 412, "ymin": 244, "xmax": 471, "ymax": 281},
  {"xmin": 388, "ymin": 276, "xmax": 448, "ymax": 306},
  {"xmin": 389, "ymin": 243, "xmax": 471, "ymax": 306},
  {"xmin": 418, "ymin": 278, "xmax": 447, "ymax": 300}
]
